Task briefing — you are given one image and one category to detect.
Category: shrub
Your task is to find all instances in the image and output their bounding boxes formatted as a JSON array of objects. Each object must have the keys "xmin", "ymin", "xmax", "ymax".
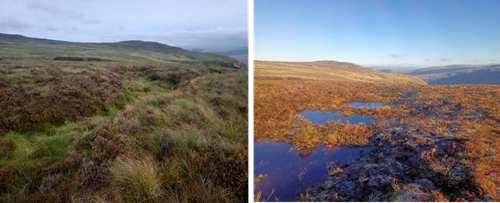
[
  {"xmin": 53, "ymin": 57, "xmax": 85, "ymax": 61},
  {"xmin": 0, "ymin": 138, "xmax": 15, "ymax": 156}
]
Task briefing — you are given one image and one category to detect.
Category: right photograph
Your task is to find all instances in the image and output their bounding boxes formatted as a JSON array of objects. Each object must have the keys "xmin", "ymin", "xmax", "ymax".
[{"xmin": 253, "ymin": 0, "xmax": 500, "ymax": 202}]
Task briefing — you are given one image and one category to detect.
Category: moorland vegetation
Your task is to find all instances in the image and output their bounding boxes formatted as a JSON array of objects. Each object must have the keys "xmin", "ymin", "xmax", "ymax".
[
  {"xmin": 254, "ymin": 60, "xmax": 426, "ymax": 84},
  {"xmin": 0, "ymin": 33, "xmax": 248, "ymax": 202},
  {"xmin": 254, "ymin": 60, "xmax": 500, "ymax": 201}
]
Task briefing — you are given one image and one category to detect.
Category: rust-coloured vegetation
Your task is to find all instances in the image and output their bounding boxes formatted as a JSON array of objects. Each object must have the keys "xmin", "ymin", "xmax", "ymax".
[
  {"xmin": 0, "ymin": 66, "xmax": 125, "ymax": 134},
  {"xmin": 255, "ymin": 77, "xmax": 500, "ymax": 201}
]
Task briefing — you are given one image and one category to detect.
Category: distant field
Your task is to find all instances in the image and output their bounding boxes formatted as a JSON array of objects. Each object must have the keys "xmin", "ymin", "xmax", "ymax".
[{"xmin": 254, "ymin": 60, "xmax": 427, "ymax": 85}]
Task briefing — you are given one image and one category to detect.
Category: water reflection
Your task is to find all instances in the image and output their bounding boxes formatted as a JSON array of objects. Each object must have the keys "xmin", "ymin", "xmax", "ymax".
[
  {"xmin": 298, "ymin": 149, "xmax": 314, "ymax": 159},
  {"xmin": 342, "ymin": 102, "xmax": 394, "ymax": 108},
  {"xmin": 300, "ymin": 110, "xmax": 381, "ymax": 125},
  {"xmin": 254, "ymin": 140, "xmax": 372, "ymax": 201}
]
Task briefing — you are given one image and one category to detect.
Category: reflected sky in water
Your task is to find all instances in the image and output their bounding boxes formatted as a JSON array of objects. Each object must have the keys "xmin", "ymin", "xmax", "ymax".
[
  {"xmin": 342, "ymin": 102, "xmax": 394, "ymax": 108},
  {"xmin": 300, "ymin": 110, "xmax": 381, "ymax": 125},
  {"xmin": 254, "ymin": 140, "xmax": 371, "ymax": 201}
]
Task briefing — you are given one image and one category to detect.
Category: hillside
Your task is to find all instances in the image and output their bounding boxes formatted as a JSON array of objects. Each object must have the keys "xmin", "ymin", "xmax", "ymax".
[
  {"xmin": 0, "ymin": 33, "xmax": 247, "ymax": 202},
  {"xmin": 254, "ymin": 60, "xmax": 427, "ymax": 85},
  {"xmin": 0, "ymin": 33, "xmax": 243, "ymax": 66},
  {"xmin": 384, "ymin": 64, "xmax": 500, "ymax": 85}
]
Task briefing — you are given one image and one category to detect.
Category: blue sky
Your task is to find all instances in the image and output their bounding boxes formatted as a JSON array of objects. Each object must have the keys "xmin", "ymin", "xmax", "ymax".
[
  {"xmin": 255, "ymin": 0, "xmax": 500, "ymax": 68},
  {"xmin": 0, "ymin": 0, "xmax": 247, "ymax": 48}
]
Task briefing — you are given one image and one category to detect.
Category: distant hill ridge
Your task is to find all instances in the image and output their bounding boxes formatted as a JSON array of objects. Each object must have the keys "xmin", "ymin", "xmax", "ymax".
[
  {"xmin": 255, "ymin": 60, "xmax": 427, "ymax": 85},
  {"xmin": 386, "ymin": 64, "xmax": 500, "ymax": 85},
  {"xmin": 0, "ymin": 32, "xmax": 241, "ymax": 65},
  {"xmin": 0, "ymin": 33, "xmax": 181, "ymax": 49}
]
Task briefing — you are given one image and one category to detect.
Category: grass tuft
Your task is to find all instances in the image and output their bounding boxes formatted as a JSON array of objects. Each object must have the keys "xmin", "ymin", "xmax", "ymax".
[{"xmin": 109, "ymin": 154, "xmax": 163, "ymax": 202}]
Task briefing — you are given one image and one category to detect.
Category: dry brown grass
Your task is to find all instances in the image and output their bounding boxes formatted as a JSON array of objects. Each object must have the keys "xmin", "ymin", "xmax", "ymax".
[
  {"xmin": 255, "ymin": 76, "xmax": 500, "ymax": 201},
  {"xmin": 254, "ymin": 60, "xmax": 427, "ymax": 84}
]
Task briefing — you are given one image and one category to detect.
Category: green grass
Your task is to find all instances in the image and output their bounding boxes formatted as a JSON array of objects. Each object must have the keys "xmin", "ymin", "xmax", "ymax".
[
  {"xmin": 107, "ymin": 107, "xmax": 120, "ymax": 118},
  {"xmin": 174, "ymin": 99, "xmax": 194, "ymax": 110},
  {"xmin": 0, "ymin": 122, "xmax": 83, "ymax": 167},
  {"xmin": 123, "ymin": 76, "xmax": 175, "ymax": 105}
]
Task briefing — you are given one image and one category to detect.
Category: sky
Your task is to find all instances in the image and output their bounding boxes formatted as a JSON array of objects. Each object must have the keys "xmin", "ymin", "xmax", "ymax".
[
  {"xmin": 0, "ymin": 0, "xmax": 247, "ymax": 49},
  {"xmin": 255, "ymin": 0, "xmax": 500, "ymax": 68}
]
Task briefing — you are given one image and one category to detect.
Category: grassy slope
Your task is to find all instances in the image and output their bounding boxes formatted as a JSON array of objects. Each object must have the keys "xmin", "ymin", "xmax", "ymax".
[
  {"xmin": 255, "ymin": 60, "xmax": 427, "ymax": 85},
  {"xmin": 389, "ymin": 64, "xmax": 500, "ymax": 85},
  {"xmin": 0, "ymin": 33, "xmax": 243, "ymax": 65},
  {"xmin": 0, "ymin": 33, "xmax": 247, "ymax": 202}
]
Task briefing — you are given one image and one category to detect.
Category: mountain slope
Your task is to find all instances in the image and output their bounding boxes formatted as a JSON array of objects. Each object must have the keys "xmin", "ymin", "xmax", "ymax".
[
  {"xmin": 0, "ymin": 33, "xmax": 242, "ymax": 66},
  {"xmin": 387, "ymin": 64, "xmax": 500, "ymax": 85},
  {"xmin": 255, "ymin": 60, "xmax": 427, "ymax": 85}
]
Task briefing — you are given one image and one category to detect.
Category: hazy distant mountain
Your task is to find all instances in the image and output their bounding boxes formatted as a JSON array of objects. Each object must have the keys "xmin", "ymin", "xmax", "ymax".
[
  {"xmin": 387, "ymin": 64, "xmax": 500, "ymax": 85},
  {"xmin": 255, "ymin": 60, "xmax": 427, "ymax": 85},
  {"xmin": 186, "ymin": 47, "xmax": 248, "ymax": 65}
]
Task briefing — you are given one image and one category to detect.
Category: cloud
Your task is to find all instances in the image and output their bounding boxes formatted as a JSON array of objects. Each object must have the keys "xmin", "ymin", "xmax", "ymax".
[
  {"xmin": 425, "ymin": 59, "xmax": 431, "ymax": 61},
  {"xmin": 156, "ymin": 27, "xmax": 248, "ymax": 48},
  {"xmin": 0, "ymin": 16, "xmax": 32, "ymax": 32},
  {"xmin": 42, "ymin": 25, "xmax": 60, "ymax": 32},
  {"xmin": 390, "ymin": 54, "xmax": 403, "ymax": 59},
  {"xmin": 26, "ymin": 1, "xmax": 84, "ymax": 20},
  {"xmin": 490, "ymin": 59, "xmax": 497, "ymax": 61},
  {"xmin": 440, "ymin": 58, "xmax": 451, "ymax": 62},
  {"xmin": 83, "ymin": 19, "xmax": 102, "ymax": 24},
  {"xmin": 472, "ymin": 59, "xmax": 482, "ymax": 63}
]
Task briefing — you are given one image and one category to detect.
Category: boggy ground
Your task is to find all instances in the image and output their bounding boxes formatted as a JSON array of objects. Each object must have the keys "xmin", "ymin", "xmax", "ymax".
[
  {"xmin": 254, "ymin": 79, "xmax": 500, "ymax": 201},
  {"xmin": 0, "ymin": 60, "xmax": 248, "ymax": 202}
]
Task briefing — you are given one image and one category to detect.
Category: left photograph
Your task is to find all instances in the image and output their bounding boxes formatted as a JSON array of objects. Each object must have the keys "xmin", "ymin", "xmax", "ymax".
[{"xmin": 0, "ymin": 0, "xmax": 248, "ymax": 202}]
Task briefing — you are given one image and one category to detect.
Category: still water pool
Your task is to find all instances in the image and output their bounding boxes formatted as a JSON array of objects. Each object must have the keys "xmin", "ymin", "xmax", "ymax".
[
  {"xmin": 342, "ymin": 102, "xmax": 394, "ymax": 108},
  {"xmin": 254, "ymin": 102, "xmax": 390, "ymax": 201},
  {"xmin": 254, "ymin": 140, "xmax": 372, "ymax": 201},
  {"xmin": 300, "ymin": 110, "xmax": 381, "ymax": 125}
]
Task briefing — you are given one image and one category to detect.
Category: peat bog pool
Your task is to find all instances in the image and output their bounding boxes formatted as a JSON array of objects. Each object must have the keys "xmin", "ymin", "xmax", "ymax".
[
  {"xmin": 255, "ymin": 102, "xmax": 392, "ymax": 201},
  {"xmin": 300, "ymin": 110, "xmax": 381, "ymax": 125},
  {"xmin": 254, "ymin": 140, "xmax": 372, "ymax": 201},
  {"xmin": 300, "ymin": 102, "xmax": 394, "ymax": 125},
  {"xmin": 342, "ymin": 102, "xmax": 394, "ymax": 108}
]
